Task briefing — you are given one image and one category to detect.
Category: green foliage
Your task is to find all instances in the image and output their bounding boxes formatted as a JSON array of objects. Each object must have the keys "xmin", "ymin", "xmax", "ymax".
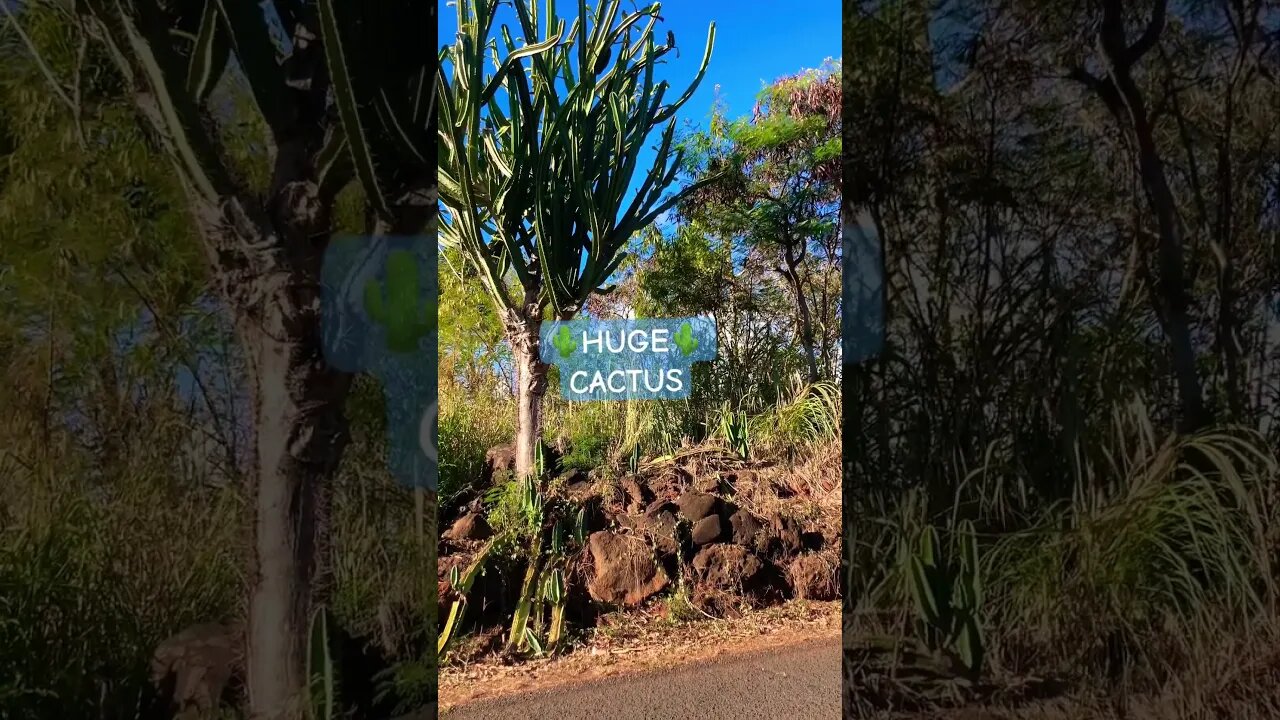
[
  {"xmin": 438, "ymin": 381, "xmax": 516, "ymax": 504},
  {"xmin": 750, "ymin": 381, "xmax": 840, "ymax": 454},
  {"xmin": 982, "ymin": 416, "xmax": 1278, "ymax": 679},
  {"xmin": 306, "ymin": 607, "xmax": 338, "ymax": 720},
  {"xmin": 907, "ymin": 523, "xmax": 985, "ymax": 679},
  {"xmin": 560, "ymin": 428, "xmax": 610, "ymax": 471},
  {"xmin": 438, "ymin": 247, "xmax": 510, "ymax": 387},
  {"xmin": 634, "ymin": 225, "xmax": 733, "ymax": 318},
  {"xmin": 0, "ymin": 432, "xmax": 245, "ymax": 718},
  {"xmin": 719, "ymin": 405, "xmax": 751, "ymax": 460}
]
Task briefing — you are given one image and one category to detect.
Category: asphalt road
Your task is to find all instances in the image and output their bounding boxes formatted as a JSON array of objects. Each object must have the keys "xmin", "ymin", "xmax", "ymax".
[{"xmin": 442, "ymin": 636, "xmax": 841, "ymax": 720}]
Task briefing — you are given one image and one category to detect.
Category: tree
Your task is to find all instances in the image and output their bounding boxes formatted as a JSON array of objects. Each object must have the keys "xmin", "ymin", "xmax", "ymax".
[
  {"xmin": 10, "ymin": 1, "xmax": 434, "ymax": 716},
  {"xmin": 679, "ymin": 65, "xmax": 843, "ymax": 383},
  {"xmin": 1066, "ymin": 0, "xmax": 1208, "ymax": 431},
  {"xmin": 439, "ymin": 0, "xmax": 716, "ymax": 478}
]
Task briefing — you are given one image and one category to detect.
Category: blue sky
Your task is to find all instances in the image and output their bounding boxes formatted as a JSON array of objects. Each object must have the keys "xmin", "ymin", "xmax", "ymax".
[
  {"xmin": 439, "ymin": 1, "xmax": 841, "ymax": 206},
  {"xmin": 439, "ymin": 2, "xmax": 840, "ymax": 123}
]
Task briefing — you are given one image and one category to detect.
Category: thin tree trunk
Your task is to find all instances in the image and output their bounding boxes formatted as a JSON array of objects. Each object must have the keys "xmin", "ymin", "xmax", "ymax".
[
  {"xmin": 194, "ymin": 190, "xmax": 352, "ymax": 719},
  {"xmin": 507, "ymin": 314, "xmax": 549, "ymax": 479},
  {"xmin": 242, "ymin": 313, "xmax": 352, "ymax": 719},
  {"xmin": 1076, "ymin": 0, "xmax": 1210, "ymax": 432},
  {"xmin": 783, "ymin": 248, "xmax": 821, "ymax": 383}
]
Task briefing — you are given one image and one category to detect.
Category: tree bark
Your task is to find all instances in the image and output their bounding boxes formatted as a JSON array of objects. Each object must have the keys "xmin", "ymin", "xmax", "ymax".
[
  {"xmin": 1075, "ymin": 0, "xmax": 1210, "ymax": 432},
  {"xmin": 192, "ymin": 187, "xmax": 352, "ymax": 719},
  {"xmin": 506, "ymin": 313, "xmax": 549, "ymax": 479},
  {"xmin": 782, "ymin": 244, "xmax": 821, "ymax": 383},
  {"xmin": 242, "ymin": 313, "xmax": 352, "ymax": 720}
]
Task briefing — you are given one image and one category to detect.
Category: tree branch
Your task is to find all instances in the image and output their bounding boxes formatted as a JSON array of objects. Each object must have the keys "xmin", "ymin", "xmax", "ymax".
[{"xmin": 1127, "ymin": 0, "xmax": 1167, "ymax": 62}]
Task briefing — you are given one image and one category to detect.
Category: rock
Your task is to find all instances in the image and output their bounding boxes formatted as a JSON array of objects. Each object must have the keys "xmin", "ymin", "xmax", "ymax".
[
  {"xmin": 620, "ymin": 475, "xmax": 652, "ymax": 512},
  {"xmin": 643, "ymin": 504, "xmax": 682, "ymax": 556},
  {"xmin": 675, "ymin": 491, "xmax": 719, "ymax": 522},
  {"xmin": 646, "ymin": 466, "xmax": 690, "ymax": 498},
  {"xmin": 151, "ymin": 623, "xmax": 240, "ymax": 714},
  {"xmin": 483, "ymin": 443, "xmax": 517, "ymax": 483},
  {"xmin": 691, "ymin": 514, "xmax": 724, "ymax": 545},
  {"xmin": 618, "ymin": 507, "xmax": 681, "ymax": 556},
  {"xmin": 801, "ymin": 531, "xmax": 826, "ymax": 551},
  {"xmin": 758, "ymin": 512, "xmax": 803, "ymax": 558},
  {"xmin": 693, "ymin": 474, "xmax": 721, "ymax": 493},
  {"xmin": 586, "ymin": 531, "xmax": 669, "ymax": 606},
  {"xmin": 560, "ymin": 469, "xmax": 593, "ymax": 498},
  {"xmin": 691, "ymin": 544, "xmax": 764, "ymax": 592},
  {"xmin": 443, "ymin": 512, "xmax": 492, "ymax": 542},
  {"xmin": 729, "ymin": 510, "xmax": 764, "ymax": 546},
  {"xmin": 789, "ymin": 554, "xmax": 838, "ymax": 600}
]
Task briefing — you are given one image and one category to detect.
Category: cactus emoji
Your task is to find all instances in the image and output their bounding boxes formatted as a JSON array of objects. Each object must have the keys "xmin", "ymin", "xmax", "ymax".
[
  {"xmin": 674, "ymin": 321, "xmax": 698, "ymax": 356},
  {"xmin": 552, "ymin": 325, "xmax": 576, "ymax": 358},
  {"xmin": 363, "ymin": 250, "xmax": 435, "ymax": 354}
]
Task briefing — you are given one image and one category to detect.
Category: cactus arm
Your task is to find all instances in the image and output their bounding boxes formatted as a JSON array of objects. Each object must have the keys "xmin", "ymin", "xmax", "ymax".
[
  {"xmin": 438, "ymin": 538, "xmax": 499, "ymax": 658},
  {"xmin": 186, "ymin": 0, "xmax": 230, "ymax": 103},
  {"xmin": 316, "ymin": 125, "xmax": 353, "ymax": 199},
  {"xmin": 213, "ymin": 0, "xmax": 289, "ymax": 133},
  {"xmin": 548, "ymin": 603, "xmax": 566, "ymax": 649},
  {"xmin": 651, "ymin": 22, "xmax": 715, "ymax": 124},
  {"xmin": 507, "ymin": 530, "xmax": 544, "ymax": 650},
  {"xmin": 317, "ymin": 0, "xmax": 391, "ymax": 220},
  {"xmin": 306, "ymin": 608, "xmax": 336, "ymax": 720},
  {"xmin": 375, "ymin": 90, "xmax": 425, "ymax": 165},
  {"xmin": 102, "ymin": 0, "xmax": 231, "ymax": 203}
]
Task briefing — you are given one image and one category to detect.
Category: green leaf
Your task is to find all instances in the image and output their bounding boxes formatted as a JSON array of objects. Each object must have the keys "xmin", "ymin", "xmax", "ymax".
[
  {"xmin": 317, "ymin": 0, "xmax": 389, "ymax": 219},
  {"xmin": 306, "ymin": 607, "xmax": 336, "ymax": 720},
  {"xmin": 186, "ymin": 0, "xmax": 230, "ymax": 103}
]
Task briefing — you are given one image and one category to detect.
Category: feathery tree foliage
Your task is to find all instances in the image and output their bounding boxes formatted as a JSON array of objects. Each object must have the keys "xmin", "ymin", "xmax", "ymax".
[{"xmin": 679, "ymin": 65, "xmax": 844, "ymax": 383}]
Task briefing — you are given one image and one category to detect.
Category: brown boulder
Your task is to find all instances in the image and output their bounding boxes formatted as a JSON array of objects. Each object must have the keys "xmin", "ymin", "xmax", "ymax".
[
  {"xmin": 675, "ymin": 491, "xmax": 719, "ymax": 522},
  {"xmin": 789, "ymin": 553, "xmax": 838, "ymax": 600},
  {"xmin": 151, "ymin": 622, "xmax": 241, "ymax": 714},
  {"xmin": 560, "ymin": 469, "xmax": 594, "ymax": 499},
  {"xmin": 483, "ymin": 443, "xmax": 517, "ymax": 483},
  {"xmin": 691, "ymin": 544, "xmax": 765, "ymax": 592},
  {"xmin": 729, "ymin": 510, "xmax": 764, "ymax": 546},
  {"xmin": 587, "ymin": 531, "xmax": 669, "ymax": 606},
  {"xmin": 443, "ymin": 512, "xmax": 492, "ymax": 542},
  {"xmin": 620, "ymin": 475, "xmax": 653, "ymax": 512},
  {"xmin": 759, "ymin": 512, "xmax": 804, "ymax": 558},
  {"xmin": 691, "ymin": 514, "xmax": 724, "ymax": 546},
  {"xmin": 616, "ymin": 505, "xmax": 681, "ymax": 556}
]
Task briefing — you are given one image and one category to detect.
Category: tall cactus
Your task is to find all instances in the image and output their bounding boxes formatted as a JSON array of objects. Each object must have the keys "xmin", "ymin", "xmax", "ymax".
[
  {"xmin": 440, "ymin": 0, "xmax": 720, "ymax": 478},
  {"xmin": 18, "ymin": 2, "xmax": 434, "ymax": 717}
]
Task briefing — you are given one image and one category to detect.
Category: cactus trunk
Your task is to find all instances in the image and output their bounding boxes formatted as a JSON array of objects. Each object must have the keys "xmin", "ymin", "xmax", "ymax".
[
  {"xmin": 240, "ymin": 268, "xmax": 353, "ymax": 720},
  {"xmin": 508, "ymin": 528, "xmax": 545, "ymax": 650},
  {"xmin": 508, "ymin": 315, "xmax": 549, "ymax": 480}
]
